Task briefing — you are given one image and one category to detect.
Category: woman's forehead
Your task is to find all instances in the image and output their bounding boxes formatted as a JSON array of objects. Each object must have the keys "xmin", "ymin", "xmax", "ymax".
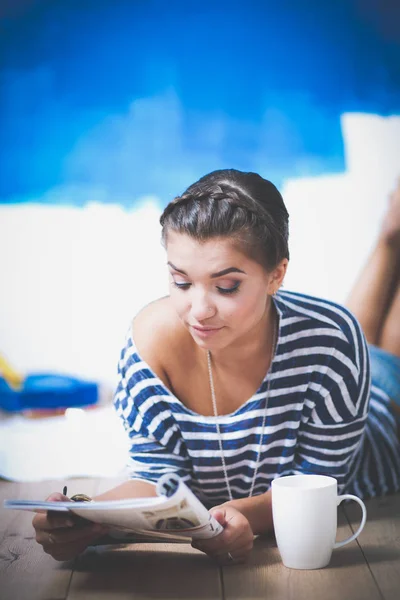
[
  {"xmin": 167, "ymin": 232, "xmax": 241, "ymax": 258},
  {"xmin": 166, "ymin": 232, "xmax": 263, "ymax": 274}
]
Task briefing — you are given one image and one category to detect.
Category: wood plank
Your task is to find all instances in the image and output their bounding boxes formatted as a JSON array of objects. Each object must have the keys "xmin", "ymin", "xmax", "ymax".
[
  {"xmin": 222, "ymin": 509, "xmax": 382, "ymax": 600},
  {"xmin": 3, "ymin": 477, "xmax": 396, "ymax": 600},
  {"xmin": 344, "ymin": 493, "xmax": 400, "ymax": 600},
  {"xmin": 0, "ymin": 480, "xmax": 63, "ymax": 546},
  {"xmin": 68, "ymin": 542, "xmax": 222, "ymax": 600},
  {"xmin": 0, "ymin": 480, "xmax": 23, "ymax": 543},
  {"xmin": 0, "ymin": 478, "xmax": 98, "ymax": 600}
]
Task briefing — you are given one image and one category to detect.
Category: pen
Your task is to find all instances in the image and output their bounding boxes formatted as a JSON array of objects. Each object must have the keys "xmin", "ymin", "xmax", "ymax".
[{"xmin": 63, "ymin": 485, "xmax": 67, "ymax": 496}]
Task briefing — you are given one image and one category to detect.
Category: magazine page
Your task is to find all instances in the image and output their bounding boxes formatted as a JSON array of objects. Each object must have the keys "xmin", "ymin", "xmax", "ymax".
[{"xmin": 4, "ymin": 474, "xmax": 224, "ymax": 540}]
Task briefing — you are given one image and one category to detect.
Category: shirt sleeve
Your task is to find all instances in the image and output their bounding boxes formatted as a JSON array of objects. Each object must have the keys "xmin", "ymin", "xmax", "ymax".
[
  {"xmin": 113, "ymin": 334, "xmax": 193, "ymax": 486},
  {"xmin": 291, "ymin": 313, "xmax": 371, "ymax": 492}
]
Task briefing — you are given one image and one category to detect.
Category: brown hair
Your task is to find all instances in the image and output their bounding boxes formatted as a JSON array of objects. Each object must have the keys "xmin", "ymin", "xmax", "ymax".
[{"xmin": 160, "ymin": 169, "xmax": 289, "ymax": 270}]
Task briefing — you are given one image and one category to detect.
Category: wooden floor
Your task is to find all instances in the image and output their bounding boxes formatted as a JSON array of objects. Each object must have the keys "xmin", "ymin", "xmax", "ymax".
[{"xmin": 1, "ymin": 477, "xmax": 399, "ymax": 600}]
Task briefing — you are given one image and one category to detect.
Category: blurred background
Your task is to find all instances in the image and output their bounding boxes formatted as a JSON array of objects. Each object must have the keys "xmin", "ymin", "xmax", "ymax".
[{"xmin": 0, "ymin": 0, "xmax": 399, "ymax": 479}]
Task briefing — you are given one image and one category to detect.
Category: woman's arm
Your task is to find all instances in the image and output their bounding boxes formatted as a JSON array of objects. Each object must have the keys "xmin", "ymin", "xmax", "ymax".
[{"xmin": 94, "ymin": 479, "xmax": 157, "ymax": 501}]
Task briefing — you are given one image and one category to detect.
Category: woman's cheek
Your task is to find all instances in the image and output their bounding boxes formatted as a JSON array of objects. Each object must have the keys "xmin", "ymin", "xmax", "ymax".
[
  {"xmin": 223, "ymin": 296, "xmax": 245, "ymax": 317},
  {"xmin": 170, "ymin": 293, "xmax": 188, "ymax": 318}
]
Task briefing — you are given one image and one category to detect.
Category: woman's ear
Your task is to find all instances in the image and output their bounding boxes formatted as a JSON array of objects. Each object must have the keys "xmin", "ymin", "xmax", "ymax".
[{"xmin": 268, "ymin": 259, "xmax": 289, "ymax": 295}]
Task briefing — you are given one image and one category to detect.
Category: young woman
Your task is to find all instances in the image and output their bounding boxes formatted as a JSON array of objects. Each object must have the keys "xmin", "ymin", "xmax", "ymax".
[{"xmin": 33, "ymin": 170, "xmax": 400, "ymax": 563}]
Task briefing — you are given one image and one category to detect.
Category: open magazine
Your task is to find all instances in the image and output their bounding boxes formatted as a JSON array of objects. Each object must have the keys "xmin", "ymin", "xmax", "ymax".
[{"xmin": 4, "ymin": 474, "xmax": 224, "ymax": 542}]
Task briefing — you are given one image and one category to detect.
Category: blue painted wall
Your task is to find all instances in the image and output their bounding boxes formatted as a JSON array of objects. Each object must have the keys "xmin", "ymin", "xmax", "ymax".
[{"xmin": 0, "ymin": 0, "xmax": 399, "ymax": 205}]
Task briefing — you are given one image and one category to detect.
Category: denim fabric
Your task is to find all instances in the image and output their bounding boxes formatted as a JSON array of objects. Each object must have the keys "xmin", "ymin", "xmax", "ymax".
[{"xmin": 369, "ymin": 344, "xmax": 400, "ymax": 409}]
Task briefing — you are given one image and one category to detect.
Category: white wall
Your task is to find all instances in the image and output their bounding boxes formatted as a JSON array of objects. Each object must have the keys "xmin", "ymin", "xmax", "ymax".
[{"xmin": 1, "ymin": 113, "xmax": 399, "ymax": 391}]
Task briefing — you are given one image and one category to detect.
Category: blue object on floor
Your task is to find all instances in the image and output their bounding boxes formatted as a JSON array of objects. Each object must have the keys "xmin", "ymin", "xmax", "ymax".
[{"xmin": 0, "ymin": 374, "xmax": 99, "ymax": 412}]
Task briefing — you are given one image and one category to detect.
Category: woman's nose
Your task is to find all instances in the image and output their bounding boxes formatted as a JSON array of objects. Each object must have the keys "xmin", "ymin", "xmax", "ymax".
[{"xmin": 190, "ymin": 294, "xmax": 215, "ymax": 321}]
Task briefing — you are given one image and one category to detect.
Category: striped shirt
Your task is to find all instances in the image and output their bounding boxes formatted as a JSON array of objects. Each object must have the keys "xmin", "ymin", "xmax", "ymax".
[{"xmin": 114, "ymin": 290, "xmax": 400, "ymax": 504}]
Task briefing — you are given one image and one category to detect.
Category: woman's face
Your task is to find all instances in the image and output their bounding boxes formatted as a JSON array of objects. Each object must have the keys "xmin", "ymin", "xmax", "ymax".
[{"xmin": 166, "ymin": 232, "xmax": 277, "ymax": 351}]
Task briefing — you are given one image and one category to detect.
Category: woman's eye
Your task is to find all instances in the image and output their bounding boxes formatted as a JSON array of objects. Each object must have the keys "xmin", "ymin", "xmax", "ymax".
[
  {"xmin": 173, "ymin": 281, "xmax": 191, "ymax": 290},
  {"xmin": 171, "ymin": 280, "xmax": 240, "ymax": 294},
  {"xmin": 217, "ymin": 283, "xmax": 241, "ymax": 295}
]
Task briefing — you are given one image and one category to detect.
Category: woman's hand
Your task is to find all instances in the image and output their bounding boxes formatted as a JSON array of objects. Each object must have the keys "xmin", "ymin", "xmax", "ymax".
[
  {"xmin": 191, "ymin": 505, "xmax": 254, "ymax": 564},
  {"xmin": 33, "ymin": 492, "xmax": 108, "ymax": 561}
]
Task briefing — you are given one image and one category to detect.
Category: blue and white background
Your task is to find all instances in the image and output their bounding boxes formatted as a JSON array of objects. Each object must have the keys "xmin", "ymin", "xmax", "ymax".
[{"xmin": 1, "ymin": 0, "xmax": 400, "ymax": 389}]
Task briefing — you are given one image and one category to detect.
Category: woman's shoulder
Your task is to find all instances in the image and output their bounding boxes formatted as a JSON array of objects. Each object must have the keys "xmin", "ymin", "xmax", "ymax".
[
  {"xmin": 277, "ymin": 290, "xmax": 364, "ymax": 336},
  {"xmin": 277, "ymin": 289, "xmax": 367, "ymax": 367},
  {"xmin": 130, "ymin": 296, "xmax": 192, "ymax": 384}
]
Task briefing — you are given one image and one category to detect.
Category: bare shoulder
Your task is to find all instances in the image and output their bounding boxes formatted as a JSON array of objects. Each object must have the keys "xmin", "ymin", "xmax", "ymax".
[{"xmin": 132, "ymin": 297, "xmax": 189, "ymax": 381}]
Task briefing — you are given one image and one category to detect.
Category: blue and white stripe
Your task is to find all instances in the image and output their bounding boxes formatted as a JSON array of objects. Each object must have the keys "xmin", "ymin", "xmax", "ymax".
[{"xmin": 114, "ymin": 290, "xmax": 400, "ymax": 504}]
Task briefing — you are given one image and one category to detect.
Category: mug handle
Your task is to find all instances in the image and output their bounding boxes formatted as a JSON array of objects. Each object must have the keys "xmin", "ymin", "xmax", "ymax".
[{"xmin": 334, "ymin": 494, "xmax": 367, "ymax": 549}]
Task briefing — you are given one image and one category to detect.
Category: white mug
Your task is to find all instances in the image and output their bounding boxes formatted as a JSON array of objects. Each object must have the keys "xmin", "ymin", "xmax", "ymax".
[{"xmin": 271, "ymin": 474, "xmax": 367, "ymax": 570}]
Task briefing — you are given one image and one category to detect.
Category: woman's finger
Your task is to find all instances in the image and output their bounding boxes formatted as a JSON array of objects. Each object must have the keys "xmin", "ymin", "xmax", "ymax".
[
  {"xmin": 193, "ymin": 523, "xmax": 243, "ymax": 554},
  {"xmin": 32, "ymin": 492, "xmax": 73, "ymax": 531},
  {"xmin": 53, "ymin": 523, "xmax": 106, "ymax": 544},
  {"xmin": 33, "ymin": 511, "xmax": 75, "ymax": 531},
  {"xmin": 36, "ymin": 522, "xmax": 104, "ymax": 546},
  {"xmin": 38, "ymin": 524, "xmax": 107, "ymax": 561},
  {"xmin": 215, "ymin": 541, "xmax": 254, "ymax": 565}
]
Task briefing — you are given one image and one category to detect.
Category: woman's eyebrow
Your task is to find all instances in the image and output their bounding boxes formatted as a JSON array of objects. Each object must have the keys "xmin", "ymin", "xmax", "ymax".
[
  {"xmin": 168, "ymin": 262, "xmax": 246, "ymax": 278},
  {"xmin": 168, "ymin": 262, "xmax": 187, "ymax": 274},
  {"xmin": 210, "ymin": 267, "xmax": 246, "ymax": 278}
]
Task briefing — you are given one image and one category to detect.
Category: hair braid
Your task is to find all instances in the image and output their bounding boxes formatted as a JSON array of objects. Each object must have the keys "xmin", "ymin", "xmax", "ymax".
[{"xmin": 160, "ymin": 169, "xmax": 289, "ymax": 270}]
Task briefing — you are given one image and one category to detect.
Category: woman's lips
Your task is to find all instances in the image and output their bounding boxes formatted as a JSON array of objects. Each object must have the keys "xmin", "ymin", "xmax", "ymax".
[{"xmin": 190, "ymin": 325, "xmax": 224, "ymax": 337}]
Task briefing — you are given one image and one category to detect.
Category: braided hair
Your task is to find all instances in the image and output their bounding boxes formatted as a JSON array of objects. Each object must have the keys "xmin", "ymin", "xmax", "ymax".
[{"xmin": 160, "ymin": 169, "xmax": 289, "ymax": 271}]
